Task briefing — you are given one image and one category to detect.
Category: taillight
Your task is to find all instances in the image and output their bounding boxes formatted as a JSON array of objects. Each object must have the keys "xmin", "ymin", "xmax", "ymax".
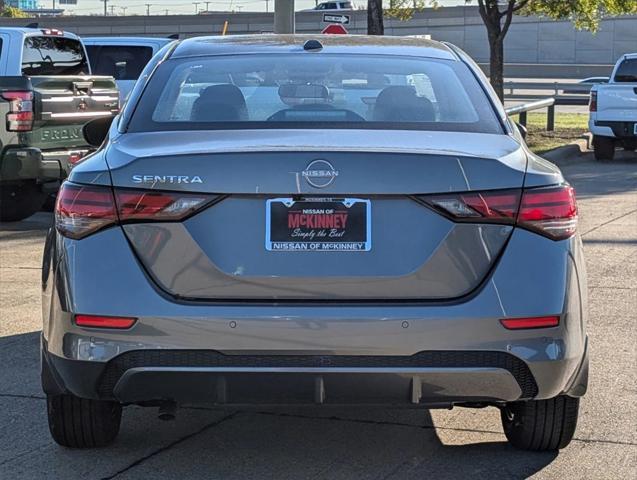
[
  {"xmin": 589, "ymin": 91, "xmax": 597, "ymax": 112},
  {"xmin": 500, "ymin": 316, "xmax": 559, "ymax": 330},
  {"xmin": 55, "ymin": 182, "xmax": 215, "ymax": 239},
  {"xmin": 418, "ymin": 184, "xmax": 577, "ymax": 241},
  {"xmin": 424, "ymin": 189, "xmax": 520, "ymax": 224},
  {"xmin": 115, "ymin": 190, "xmax": 212, "ymax": 222},
  {"xmin": 75, "ymin": 314, "xmax": 136, "ymax": 329},
  {"xmin": 68, "ymin": 152, "xmax": 84, "ymax": 166},
  {"xmin": 518, "ymin": 185, "xmax": 577, "ymax": 240},
  {"xmin": 2, "ymin": 91, "xmax": 34, "ymax": 132},
  {"xmin": 55, "ymin": 183, "xmax": 117, "ymax": 239}
]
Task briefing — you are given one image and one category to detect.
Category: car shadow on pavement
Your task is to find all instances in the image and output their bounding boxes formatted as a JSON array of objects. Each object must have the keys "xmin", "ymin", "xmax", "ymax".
[
  {"xmin": 560, "ymin": 153, "xmax": 637, "ymax": 200},
  {"xmin": 0, "ymin": 331, "xmax": 558, "ymax": 479}
]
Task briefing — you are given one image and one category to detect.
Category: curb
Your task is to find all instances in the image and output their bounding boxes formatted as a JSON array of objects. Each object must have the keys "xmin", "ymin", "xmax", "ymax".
[{"xmin": 539, "ymin": 137, "xmax": 591, "ymax": 166}]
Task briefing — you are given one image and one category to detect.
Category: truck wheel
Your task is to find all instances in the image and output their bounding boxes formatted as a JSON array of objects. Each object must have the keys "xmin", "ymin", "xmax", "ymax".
[
  {"xmin": 501, "ymin": 395, "xmax": 579, "ymax": 451},
  {"xmin": 593, "ymin": 135, "xmax": 615, "ymax": 161},
  {"xmin": 0, "ymin": 181, "xmax": 47, "ymax": 222},
  {"xmin": 47, "ymin": 394, "xmax": 122, "ymax": 448}
]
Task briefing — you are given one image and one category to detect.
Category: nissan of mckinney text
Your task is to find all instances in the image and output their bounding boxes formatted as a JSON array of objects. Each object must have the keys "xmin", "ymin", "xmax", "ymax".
[{"xmin": 42, "ymin": 35, "xmax": 588, "ymax": 451}]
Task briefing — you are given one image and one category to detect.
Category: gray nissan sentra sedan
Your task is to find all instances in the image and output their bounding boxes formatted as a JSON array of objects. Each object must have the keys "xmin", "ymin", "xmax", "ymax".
[{"xmin": 41, "ymin": 35, "xmax": 588, "ymax": 451}]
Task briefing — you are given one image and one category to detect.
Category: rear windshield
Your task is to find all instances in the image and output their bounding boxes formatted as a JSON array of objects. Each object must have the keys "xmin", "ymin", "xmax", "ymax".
[
  {"xmin": 128, "ymin": 53, "xmax": 503, "ymax": 134},
  {"xmin": 85, "ymin": 45, "xmax": 153, "ymax": 80},
  {"xmin": 21, "ymin": 36, "xmax": 89, "ymax": 76},
  {"xmin": 614, "ymin": 58, "xmax": 637, "ymax": 82}
]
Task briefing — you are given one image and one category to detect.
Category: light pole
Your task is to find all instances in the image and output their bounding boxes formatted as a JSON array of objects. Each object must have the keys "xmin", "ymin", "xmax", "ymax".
[
  {"xmin": 100, "ymin": 0, "xmax": 109, "ymax": 16},
  {"xmin": 145, "ymin": 3, "xmax": 152, "ymax": 15},
  {"xmin": 120, "ymin": 6, "xmax": 127, "ymax": 15},
  {"xmin": 274, "ymin": 0, "xmax": 294, "ymax": 33},
  {"xmin": 192, "ymin": 2, "xmax": 200, "ymax": 14},
  {"xmin": 204, "ymin": 1, "xmax": 211, "ymax": 12}
]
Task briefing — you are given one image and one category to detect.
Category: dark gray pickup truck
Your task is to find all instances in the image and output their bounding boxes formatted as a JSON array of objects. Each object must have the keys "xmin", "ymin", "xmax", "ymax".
[{"xmin": 0, "ymin": 27, "xmax": 119, "ymax": 221}]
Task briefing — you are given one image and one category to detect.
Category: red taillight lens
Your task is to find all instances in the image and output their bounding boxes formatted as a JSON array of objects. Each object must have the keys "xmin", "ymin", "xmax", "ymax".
[
  {"xmin": 2, "ymin": 91, "xmax": 34, "ymax": 132},
  {"xmin": 55, "ymin": 182, "xmax": 215, "ymax": 239},
  {"xmin": 75, "ymin": 314, "xmax": 136, "ymax": 329},
  {"xmin": 422, "ymin": 189, "xmax": 521, "ymax": 224},
  {"xmin": 419, "ymin": 184, "xmax": 577, "ymax": 241},
  {"xmin": 68, "ymin": 152, "xmax": 84, "ymax": 166},
  {"xmin": 518, "ymin": 185, "xmax": 577, "ymax": 240},
  {"xmin": 589, "ymin": 91, "xmax": 597, "ymax": 112},
  {"xmin": 55, "ymin": 183, "xmax": 117, "ymax": 239},
  {"xmin": 500, "ymin": 316, "xmax": 559, "ymax": 330},
  {"xmin": 115, "ymin": 190, "xmax": 212, "ymax": 222}
]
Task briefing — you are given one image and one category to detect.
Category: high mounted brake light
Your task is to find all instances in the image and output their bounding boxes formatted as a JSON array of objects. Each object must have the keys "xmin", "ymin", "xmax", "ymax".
[
  {"xmin": 2, "ymin": 91, "xmax": 34, "ymax": 132},
  {"xmin": 41, "ymin": 28, "xmax": 63, "ymax": 36},
  {"xmin": 55, "ymin": 182, "xmax": 215, "ymax": 239},
  {"xmin": 419, "ymin": 184, "xmax": 577, "ymax": 241}
]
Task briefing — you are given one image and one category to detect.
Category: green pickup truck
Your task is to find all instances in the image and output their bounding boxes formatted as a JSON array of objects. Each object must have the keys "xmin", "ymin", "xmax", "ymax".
[{"xmin": 0, "ymin": 27, "xmax": 119, "ymax": 221}]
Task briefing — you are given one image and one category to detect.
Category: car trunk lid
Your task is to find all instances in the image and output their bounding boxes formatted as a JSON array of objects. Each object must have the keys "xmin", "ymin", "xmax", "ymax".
[{"xmin": 107, "ymin": 130, "xmax": 526, "ymax": 301}]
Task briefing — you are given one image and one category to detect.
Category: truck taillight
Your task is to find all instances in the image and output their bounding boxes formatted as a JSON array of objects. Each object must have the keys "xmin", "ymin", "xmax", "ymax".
[
  {"xmin": 589, "ymin": 91, "xmax": 597, "ymax": 112},
  {"xmin": 419, "ymin": 184, "xmax": 578, "ymax": 241},
  {"xmin": 2, "ymin": 91, "xmax": 34, "ymax": 132}
]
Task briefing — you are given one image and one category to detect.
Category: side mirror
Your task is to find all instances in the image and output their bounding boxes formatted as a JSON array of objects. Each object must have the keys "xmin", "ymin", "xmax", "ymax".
[
  {"xmin": 83, "ymin": 116, "xmax": 115, "ymax": 148},
  {"xmin": 515, "ymin": 122, "xmax": 527, "ymax": 140}
]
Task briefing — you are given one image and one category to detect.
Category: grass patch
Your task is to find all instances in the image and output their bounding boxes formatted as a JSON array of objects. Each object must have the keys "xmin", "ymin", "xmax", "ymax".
[{"xmin": 513, "ymin": 112, "xmax": 589, "ymax": 155}]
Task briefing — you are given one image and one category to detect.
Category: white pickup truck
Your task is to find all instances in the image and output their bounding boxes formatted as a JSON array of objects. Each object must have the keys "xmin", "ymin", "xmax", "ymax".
[{"xmin": 589, "ymin": 53, "xmax": 637, "ymax": 161}]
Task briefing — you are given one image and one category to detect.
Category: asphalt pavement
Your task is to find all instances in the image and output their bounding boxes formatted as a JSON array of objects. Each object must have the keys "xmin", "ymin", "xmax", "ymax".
[{"xmin": 0, "ymin": 149, "xmax": 635, "ymax": 479}]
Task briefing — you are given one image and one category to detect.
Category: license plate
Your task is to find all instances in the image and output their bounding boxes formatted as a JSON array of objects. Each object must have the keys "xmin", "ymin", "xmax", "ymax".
[{"xmin": 265, "ymin": 198, "xmax": 371, "ymax": 252}]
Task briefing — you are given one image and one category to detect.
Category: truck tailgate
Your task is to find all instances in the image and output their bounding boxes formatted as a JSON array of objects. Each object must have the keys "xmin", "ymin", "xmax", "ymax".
[
  {"xmin": 596, "ymin": 84, "xmax": 637, "ymax": 122},
  {"xmin": 26, "ymin": 75, "xmax": 119, "ymax": 151}
]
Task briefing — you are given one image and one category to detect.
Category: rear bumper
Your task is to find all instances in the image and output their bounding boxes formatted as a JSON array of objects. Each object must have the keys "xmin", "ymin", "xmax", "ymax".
[
  {"xmin": 42, "ymin": 341, "xmax": 589, "ymax": 406},
  {"xmin": 590, "ymin": 120, "xmax": 637, "ymax": 139},
  {"xmin": 0, "ymin": 147, "xmax": 52, "ymax": 182},
  {"xmin": 41, "ymin": 149, "xmax": 89, "ymax": 178},
  {"xmin": 42, "ymin": 227, "xmax": 589, "ymax": 404},
  {"xmin": 43, "ymin": 345, "xmax": 539, "ymax": 406},
  {"xmin": 0, "ymin": 147, "xmax": 88, "ymax": 183}
]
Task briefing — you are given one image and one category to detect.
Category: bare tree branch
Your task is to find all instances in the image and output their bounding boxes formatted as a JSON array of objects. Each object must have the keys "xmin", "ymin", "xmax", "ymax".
[
  {"xmin": 499, "ymin": 0, "xmax": 517, "ymax": 40},
  {"xmin": 511, "ymin": 0, "xmax": 530, "ymax": 14}
]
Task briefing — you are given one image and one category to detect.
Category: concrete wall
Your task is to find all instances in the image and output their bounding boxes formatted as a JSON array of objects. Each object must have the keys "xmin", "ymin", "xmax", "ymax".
[{"xmin": 2, "ymin": 6, "xmax": 636, "ymax": 77}]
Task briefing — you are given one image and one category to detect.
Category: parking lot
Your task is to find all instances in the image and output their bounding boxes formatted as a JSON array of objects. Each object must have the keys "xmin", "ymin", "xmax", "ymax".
[{"xmin": 0, "ymin": 149, "xmax": 635, "ymax": 479}]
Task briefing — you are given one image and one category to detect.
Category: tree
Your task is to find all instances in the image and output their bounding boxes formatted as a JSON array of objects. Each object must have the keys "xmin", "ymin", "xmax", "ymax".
[
  {"xmin": 1, "ymin": 6, "xmax": 28, "ymax": 18},
  {"xmin": 368, "ymin": 0, "xmax": 384, "ymax": 35},
  {"xmin": 372, "ymin": 0, "xmax": 637, "ymax": 101},
  {"xmin": 473, "ymin": 0, "xmax": 637, "ymax": 100}
]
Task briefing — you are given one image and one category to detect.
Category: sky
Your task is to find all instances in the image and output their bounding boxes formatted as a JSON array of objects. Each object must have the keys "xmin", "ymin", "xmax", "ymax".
[{"xmin": 46, "ymin": 0, "xmax": 467, "ymax": 18}]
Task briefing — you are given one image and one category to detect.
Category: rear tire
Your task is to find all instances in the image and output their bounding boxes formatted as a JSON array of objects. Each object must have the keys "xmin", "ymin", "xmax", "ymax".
[
  {"xmin": 501, "ymin": 396, "xmax": 579, "ymax": 451},
  {"xmin": 0, "ymin": 181, "xmax": 47, "ymax": 222},
  {"xmin": 593, "ymin": 135, "xmax": 615, "ymax": 161},
  {"xmin": 47, "ymin": 394, "xmax": 122, "ymax": 448}
]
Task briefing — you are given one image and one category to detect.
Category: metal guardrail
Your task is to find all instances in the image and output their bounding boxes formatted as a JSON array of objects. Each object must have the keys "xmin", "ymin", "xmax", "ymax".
[
  {"xmin": 503, "ymin": 81, "xmax": 595, "ymax": 131},
  {"xmin": 504, "ymin": 81, "xmax": 598, "ymax": 97},
  {"xmin": 504, "ymin": 97, "xmax": 557, "ymax": 131}
]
